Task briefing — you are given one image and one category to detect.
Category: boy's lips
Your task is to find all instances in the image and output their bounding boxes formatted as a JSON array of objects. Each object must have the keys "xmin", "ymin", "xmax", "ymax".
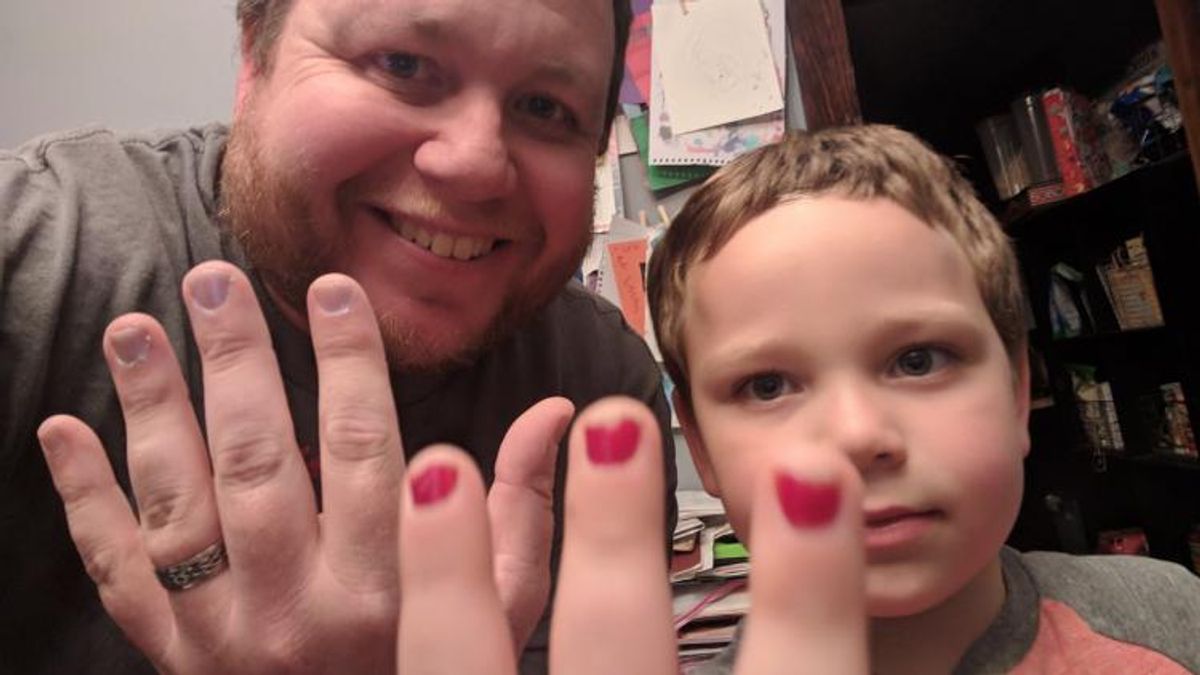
[{"xmin": 863, "ymin": 507, "xmax": 943, "ymax": 554}]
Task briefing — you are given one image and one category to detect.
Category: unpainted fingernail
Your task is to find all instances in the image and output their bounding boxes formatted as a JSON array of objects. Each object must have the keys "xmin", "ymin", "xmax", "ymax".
[
  {"xmin": 37, "ymin": 427, "xmax": 63, "ymax": 458},
  {"xmin": 411, "ymin": 464, "xmax": 458, "ymax": 506},
  {"xmin": 111, "ymin": 326, "xmax": 151, "ymax": 365},
  {"xmin": 776, "ymin": 472, "xmax": 840, "ymax": 529},
  {"xmin": 189, "ymin": 270, "xmax": 231, "ymax": 311},
  {"xmin": 313, "ymin": 281, "xmax": 353, "ymax": 316},
  {"xmin": 585, "ymin": 419, "xmax": 639, "ymax": 464}
]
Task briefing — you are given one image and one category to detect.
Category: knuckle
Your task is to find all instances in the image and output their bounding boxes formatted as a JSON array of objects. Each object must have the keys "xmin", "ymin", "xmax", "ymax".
[
  {"xmin": 55, "ymin": 475, "xmax": 100, "ymax": 510},
  {"xmin": 197, "ymin": 326, "xmax": 264, "ymax": 375},
  {"xmin": 212, "ymin": 431, "xmax": 292, "ymax": 492},
  {"xmin": 78, "ymin": 537, "xmax": 135, "ymax": 590},
  {"xmin": 321, "ymin": 408, "xmax": 396, "ymax": 461},
  {"xmin": 136, "ymin": 482, "xmax": 201, "ymax": 532},
  {"xmin": 116, "ymin": 376, "xmax": 176, "ymax": 429},
  {"xmin": 317, "ymin": 324, "xmax": 379, "ymax": 359}
]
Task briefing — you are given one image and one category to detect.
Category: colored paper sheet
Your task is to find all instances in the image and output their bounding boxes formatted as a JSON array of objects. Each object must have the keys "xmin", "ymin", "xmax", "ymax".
[
  {"xmin": 607, "ymin": 238, "xmax": 649, "ymax": 335},
  {"xmin": 621, "ymin": 10, "xmax": 653, "ymax": 105},
  {"xmin": 629, "ymin": 113, "xmax": 714, "ymax": 192},
  {"xmin": 652, "ymin": 0, "xmax": 783, "ymax": 134},
  {"xmin": 649, "ymin": 0, "xmax": 786, "ymax": 166}
]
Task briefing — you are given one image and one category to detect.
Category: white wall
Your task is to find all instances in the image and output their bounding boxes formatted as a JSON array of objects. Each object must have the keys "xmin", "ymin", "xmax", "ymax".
[{"xmin": 0, "ymin": 2, "xmax": 240, "ymax": 148}]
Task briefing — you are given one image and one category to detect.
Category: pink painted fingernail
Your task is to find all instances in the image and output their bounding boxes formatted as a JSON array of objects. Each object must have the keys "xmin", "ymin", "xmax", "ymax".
[
  {"xmin": 411, "ymin": 465, "xmax": 458, "ymax": 506},
  {"xmin": 776, "ymin": 472, "xmax": 840, "ymax": 528},
  {"xmin": 585, "ymin": 419, "xmax": 639, "ymax": 464},
  {"xmin": 110, "ymin": 326, "xmax": 151, "ymax": 366}
]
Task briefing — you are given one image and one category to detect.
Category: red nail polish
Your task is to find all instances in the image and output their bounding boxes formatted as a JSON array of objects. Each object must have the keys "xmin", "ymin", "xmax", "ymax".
[
  {"xmin": 585, "ymin": 419, "xmax": 640, "ymax": 464},
  {"xmin": 775, "ymin": 473, "xmax": 840, "ymax": 528},
  {"xmin": 411, "ymin": 465, "xmax": 458, "ymax": 506}
]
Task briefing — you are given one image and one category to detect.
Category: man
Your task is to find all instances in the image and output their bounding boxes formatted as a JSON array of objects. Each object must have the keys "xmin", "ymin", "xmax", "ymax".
[{"xmin": 0, "ymin": 0, "xmax": 674, "ymax": 672}]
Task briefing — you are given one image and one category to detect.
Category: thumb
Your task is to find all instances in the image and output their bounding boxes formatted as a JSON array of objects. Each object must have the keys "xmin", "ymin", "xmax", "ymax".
[{"xmin": 487, "ymin": 396, "xmax": 575, "ymax": 653}]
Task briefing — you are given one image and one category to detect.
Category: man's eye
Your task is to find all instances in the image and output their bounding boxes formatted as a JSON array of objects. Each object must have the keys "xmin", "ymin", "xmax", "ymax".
[
  {"xmin": 742, "ymin": 373, "xmax": 789, "ymax": 401},
  {"xmin": 514, "ymin": 94, "xmax": 578, "ymax": 130},
  {"xmin": 893, "ymin": 347, "xmax": 952, "ymax": 377},
  {"xmin": 378, "ymin": 52, "xmax": 425, "ymax": 79}
]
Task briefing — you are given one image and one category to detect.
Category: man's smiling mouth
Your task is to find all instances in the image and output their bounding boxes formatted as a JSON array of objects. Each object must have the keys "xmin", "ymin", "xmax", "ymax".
[{"xmin": 374, "ymin": 208, "xmax": 508, "ymax": 261}]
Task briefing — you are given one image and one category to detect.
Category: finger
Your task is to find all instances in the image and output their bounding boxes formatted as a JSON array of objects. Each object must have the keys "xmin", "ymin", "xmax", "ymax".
[
  {"xmin": 398, "ymin": 445, "xmax": 516, "ymax": 675},
  {"xmin": 550, "ymin": 397, "xmax": 676, "ymax": 675},
  {"xmin": 182, "ymin": 262, "xmax": 317, "ymax": 607},
  {"xmin": 734, "ymin": 456, "xmax": 868, "ymax": 675},
  {"xmin": 487, "ymin": 396, "xmax": 574, "ymax": 652},
  {"xmin": 38, "ymin": 416, "xmax": 175, "ymax": 667},
  {"xmin": 103, "ymin": 314, "xmax": 232, "ymax": 639},
  {"xmin": 307, "ymin": 275, "xmax": 404, "ymax": 592}
]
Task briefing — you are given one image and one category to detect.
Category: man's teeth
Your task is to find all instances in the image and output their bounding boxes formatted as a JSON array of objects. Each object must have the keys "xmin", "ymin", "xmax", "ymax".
[{"xmin": 398, "ymin": 222, "xmax": 495, "ymax": 261}]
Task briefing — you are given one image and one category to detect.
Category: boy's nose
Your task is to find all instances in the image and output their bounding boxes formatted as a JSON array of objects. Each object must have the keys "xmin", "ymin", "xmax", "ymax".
[
  {"xmin": 412, "ymin": 93, "xmax": 517, "ymax": 202},
  {"xmin": 819, "ymin": 384, "xmax": 906, "ymax": 474}
]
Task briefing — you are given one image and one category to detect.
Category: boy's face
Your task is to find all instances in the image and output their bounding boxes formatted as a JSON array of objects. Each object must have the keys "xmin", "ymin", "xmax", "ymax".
[{"xmin": 677, "ymin": 196, "xmax": 1031, "ymax": 617}]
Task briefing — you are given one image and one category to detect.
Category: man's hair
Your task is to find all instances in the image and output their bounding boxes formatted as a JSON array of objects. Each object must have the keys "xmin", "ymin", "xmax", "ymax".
[
  {"xmin": 647, "ymin": 124, "xmax": 1027, "ymax": 404},
  {"xmin": 235, "ymin": 0, "xmax": 632, "ymax": 150}
]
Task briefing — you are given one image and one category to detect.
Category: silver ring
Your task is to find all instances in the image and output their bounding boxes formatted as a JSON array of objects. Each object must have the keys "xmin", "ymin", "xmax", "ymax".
[{"xmin": 155, "ymin": 541, "xmax": 228, "ymax": 591}]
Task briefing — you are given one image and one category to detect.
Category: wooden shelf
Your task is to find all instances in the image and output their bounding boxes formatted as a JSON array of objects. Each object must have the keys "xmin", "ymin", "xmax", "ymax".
[{"xmin": 1003, "ymin": 151, "xmax": 1193, "ymax": 236}]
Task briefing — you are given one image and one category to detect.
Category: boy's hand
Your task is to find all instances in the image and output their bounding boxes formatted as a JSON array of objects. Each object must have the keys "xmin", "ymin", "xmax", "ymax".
[
  {"xmin": 399, "ymin": 396, "xmax": 870, "ymax": 674},
  {"xmin": 37, "ymin": 263, "xmax": 569, "ymax": 675}
]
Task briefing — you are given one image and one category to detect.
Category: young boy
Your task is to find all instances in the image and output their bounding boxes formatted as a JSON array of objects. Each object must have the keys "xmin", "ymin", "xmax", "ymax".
[{"xmin": 646, "ymin": 125, "xmax": 1200, "ymax": 673}]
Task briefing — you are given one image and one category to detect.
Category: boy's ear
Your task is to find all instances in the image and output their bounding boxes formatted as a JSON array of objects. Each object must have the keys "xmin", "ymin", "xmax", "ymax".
[
  {"xmin": 673, "ymin": 389, "xmax": 723, "ymax": 497},
  {"xmin": 1014, "ymin": 347, "xmax": 1032, "ymax": 458}
]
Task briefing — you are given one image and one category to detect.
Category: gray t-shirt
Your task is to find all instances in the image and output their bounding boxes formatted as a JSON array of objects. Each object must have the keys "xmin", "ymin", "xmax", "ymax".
[
  {"xmin": 1, "ymin": 125, "xmax": 676, "ymax": 674},
  {"xmin": 689, "ymin": 547, "xmax": 1200, "ymax": 673}
]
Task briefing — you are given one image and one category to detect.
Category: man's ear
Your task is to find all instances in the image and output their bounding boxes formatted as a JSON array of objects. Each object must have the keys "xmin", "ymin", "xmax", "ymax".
[
  {"xmin": 234, "ymin": 27, "xmax": 264, "ymax": 118},
  {"xmin": 673, "ymin": 389, "xmax": 722, "ymax": 497},
  {"xmin": 1014, "ymin": 346, "xmax": 1033, "ymax": 459}
]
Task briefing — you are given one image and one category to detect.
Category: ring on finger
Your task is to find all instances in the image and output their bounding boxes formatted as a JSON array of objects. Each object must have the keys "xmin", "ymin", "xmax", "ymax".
[{"xmin": 155, "ymin": 540, "xmax": 228, "ymax": 591}]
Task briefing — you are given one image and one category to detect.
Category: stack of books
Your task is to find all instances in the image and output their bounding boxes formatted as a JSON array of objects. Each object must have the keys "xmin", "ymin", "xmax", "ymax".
[{"xmin": 672, "ymin": 491, "xmax": 750, "ymax": 666}]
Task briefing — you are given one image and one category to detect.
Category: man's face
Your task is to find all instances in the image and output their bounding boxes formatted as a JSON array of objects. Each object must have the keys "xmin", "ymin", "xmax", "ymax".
[
  {"xmin": 223, "ymin": 0, "xmax": 613, "ymax": 370},
  {"xmin": 678, "ymin": 197, "xmax": 1031, "ymax": 617}
]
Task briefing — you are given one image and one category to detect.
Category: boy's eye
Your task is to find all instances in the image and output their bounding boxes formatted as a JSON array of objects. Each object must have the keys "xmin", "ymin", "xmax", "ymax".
[
  {"xmin": 892, "ymin": 347, "xmax": 953, "ymax": 377},
  {"xmin": 741, "ymin": 373, "xmax": 791, "ymax": 401}
]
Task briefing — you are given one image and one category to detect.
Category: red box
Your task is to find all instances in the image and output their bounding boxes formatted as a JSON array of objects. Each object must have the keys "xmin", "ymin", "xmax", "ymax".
[{"xmin": 1042, "ymin": 88, "xmax": 1112, "ymax": 196}]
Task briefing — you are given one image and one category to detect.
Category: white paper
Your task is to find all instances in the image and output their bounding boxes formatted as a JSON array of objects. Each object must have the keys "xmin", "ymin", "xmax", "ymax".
[
  {"xmin": 652, "ymin": 0, "xmax": 784, "ymax": 135},
  {"xmin": 649, "ymin": 0, "xmax": 787, "ymax": 166}
]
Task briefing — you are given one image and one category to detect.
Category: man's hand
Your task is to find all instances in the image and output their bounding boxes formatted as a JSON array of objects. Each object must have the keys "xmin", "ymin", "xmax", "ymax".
[
  {"xmin": 37, "ymin": 262, "xmax": 569, "ymax": 674},
  {"xmin": 398, "ymin": 396, "xmax": 870, "ymax": 675}
]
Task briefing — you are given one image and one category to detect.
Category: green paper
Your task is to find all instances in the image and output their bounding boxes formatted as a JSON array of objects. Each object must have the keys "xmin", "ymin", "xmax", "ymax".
[
  {"xmin": 628, "ymin": 114, "xmax": 715, "ymax": 192},
  {"xmin": 713, "ymin": 541, "xmax": 749, "ymax": 561}
]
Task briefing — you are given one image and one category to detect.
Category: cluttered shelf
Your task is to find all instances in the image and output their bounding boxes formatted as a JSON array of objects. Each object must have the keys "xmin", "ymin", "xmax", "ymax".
[
  {"xmin": 1111, "ymin": 452, "xmax": 1200, "ymax": 472},
  {"xmin": 1003, "ymin": 150, "xmax": 1193, "ymax": 236},
  {"xmin": 1048, "ymin": 323, "xmax": 1170, "ymax": 346}
]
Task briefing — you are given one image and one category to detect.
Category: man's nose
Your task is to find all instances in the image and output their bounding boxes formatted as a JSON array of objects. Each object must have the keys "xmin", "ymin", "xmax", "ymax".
[
  {"xmin": 817, "ymin": 381, "xmax": 907, "ymax": 474},
  {"xmin": 412, "ymin": 92, "xmax": 517, "ymax": 202}
]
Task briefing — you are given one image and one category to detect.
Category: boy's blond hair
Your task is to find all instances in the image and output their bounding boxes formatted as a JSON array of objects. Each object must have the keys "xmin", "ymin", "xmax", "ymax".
[{"xmin": 647, "ymin": 124, "xmax": 1026, "ymax": 403}]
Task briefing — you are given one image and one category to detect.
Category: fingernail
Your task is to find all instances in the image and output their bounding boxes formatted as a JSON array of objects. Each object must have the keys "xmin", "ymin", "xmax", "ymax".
[
  {"xmin": 313, "ymin": 281, "xmax": 353, "ymax": 316},
  {"xmin": 411, "ymin": 464, "xmax": 458, "ymax": 506},
  {"xmin": 37, "ymin": 427, "xmax": 63, "ymax": 459},
  {"xmin": 585, "ymin": 419, "xmax": 639, "ymax": 464},
  {"xmin": 776, "ymin": 472, "xmax": 840, "ymax": 528},
  {"xmin": 189, "ymin": 270, "xmax": 230, "ymax": 311},
  {"xmin": 110, "ymin": 327, "xmax": 151, "ymax": 365}
]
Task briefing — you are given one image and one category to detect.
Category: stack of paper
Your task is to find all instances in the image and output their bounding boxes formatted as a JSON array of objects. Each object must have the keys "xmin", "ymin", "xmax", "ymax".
[
  {"xmin": 672, "ymin": 490, "xmax": 750, "ymax": 665},
  {"xmin": 611, "ymin": 0, "xmax": 790, "ymax": 200}
]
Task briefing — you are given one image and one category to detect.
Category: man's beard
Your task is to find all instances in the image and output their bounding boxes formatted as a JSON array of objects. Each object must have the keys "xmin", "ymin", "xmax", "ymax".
[{"xmin": 218, "ymin": 117, "xmax": 593, "ymax": 373}]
